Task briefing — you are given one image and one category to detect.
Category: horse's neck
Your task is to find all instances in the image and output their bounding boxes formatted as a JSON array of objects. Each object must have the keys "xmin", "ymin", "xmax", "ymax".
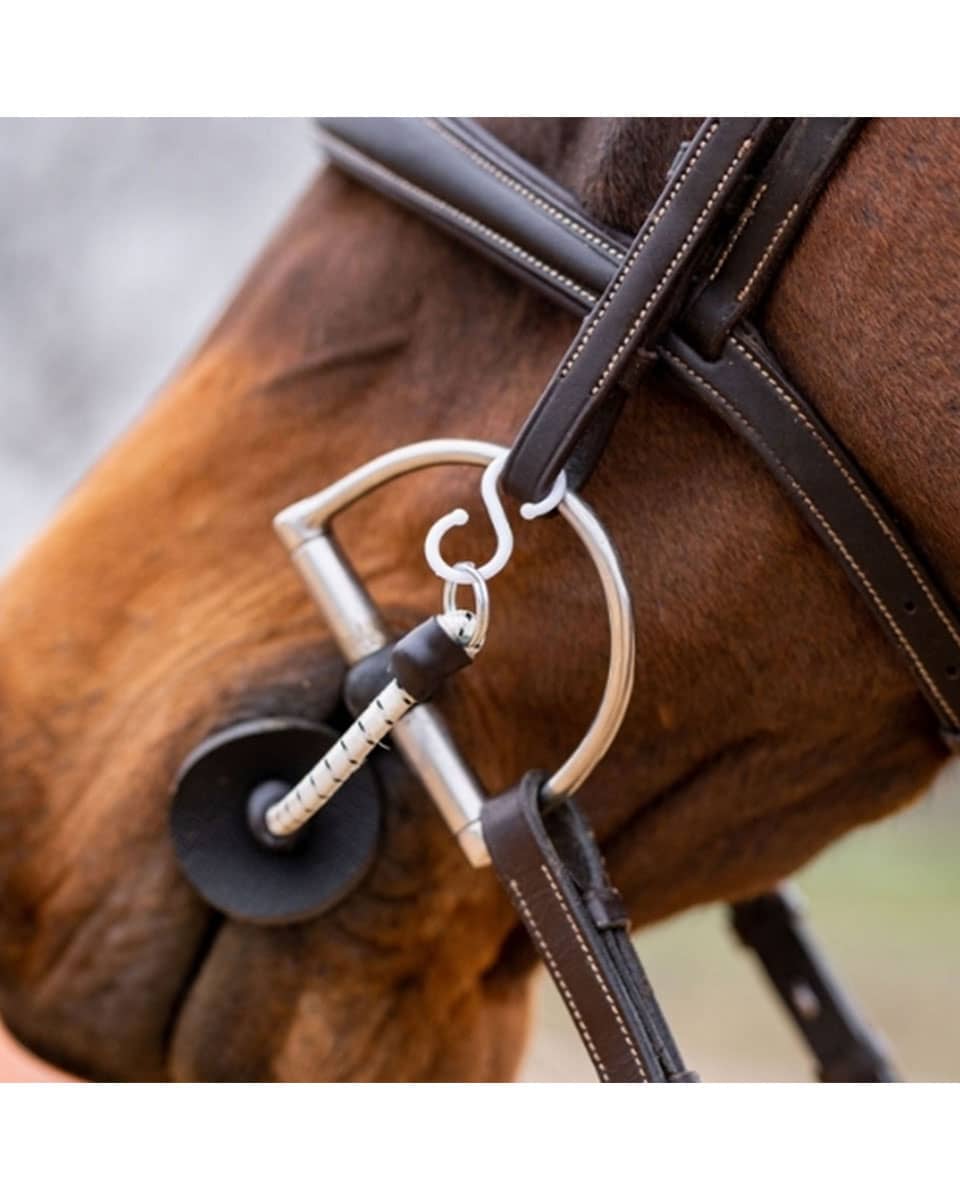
[{"xmin": 767, "ymin": 118, "xmax": 960, "ymax": 599}]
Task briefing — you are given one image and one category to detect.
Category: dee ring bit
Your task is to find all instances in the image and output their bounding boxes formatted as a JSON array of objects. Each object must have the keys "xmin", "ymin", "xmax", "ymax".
[
  {"xmin": 171, "ymin": 439, "xmax": 635, "ymax": 922},
  {"xmin": 259, "ymin": 450, "xmax": 559, "ymax": 842}
]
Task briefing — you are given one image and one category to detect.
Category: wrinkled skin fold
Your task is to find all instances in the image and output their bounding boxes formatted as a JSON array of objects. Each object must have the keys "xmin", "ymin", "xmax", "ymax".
[{"xmin": 0, "ymin": 119, "xmax": 958, "ymax": 1080}]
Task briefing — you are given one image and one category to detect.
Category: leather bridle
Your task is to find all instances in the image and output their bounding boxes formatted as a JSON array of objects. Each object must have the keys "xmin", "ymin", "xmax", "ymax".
[
  {"xmin": 173, "ymin": 118, "xmax": 957, "ymax": 1081},
  {"xmin": 318, "ymin": 118, "xmax": 960, "ymax": 742}
]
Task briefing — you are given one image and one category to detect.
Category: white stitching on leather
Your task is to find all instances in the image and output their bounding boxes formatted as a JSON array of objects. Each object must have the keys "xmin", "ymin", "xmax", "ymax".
[
  {"xmin": 508, "ymin": 879, "xmax": 611, "ymax": 1081},
  {"xmin": 706, "ymin": 181, "xmax": 768, "ymax": 284},
  {"xmin": 320, "ymin": 134, "xmax": 598, "ymax": 306},
  {"xmin": 731, "ymin": 337, "xmax": 960, "ymax": 657},
  {"xmin": 537, "ymin": 865, "xmax": 648, "ymax": 1078},
  {"xmin": 425, "ymin": 119, "xmax": 626, "ymax": 262},
  {"xmin": 663, "ymin": 348, "xmax": 960, "ymax": 730},
  {"xmin": 734, "ymin": 202, "xmax": 801, "ymax": 303},
  {"xmin": 585, "ymin": 139, "xmax": 755, "ymax": 397},
  {"xmin": 555, "ymin": 121, "xmax": 722, "ymax": 383}
]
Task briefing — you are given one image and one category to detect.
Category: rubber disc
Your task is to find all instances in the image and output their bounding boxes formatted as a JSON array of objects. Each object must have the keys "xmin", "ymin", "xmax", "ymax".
[{"xmin": 170, "ymin": 718, "xmax": 381, "ymax": 925}]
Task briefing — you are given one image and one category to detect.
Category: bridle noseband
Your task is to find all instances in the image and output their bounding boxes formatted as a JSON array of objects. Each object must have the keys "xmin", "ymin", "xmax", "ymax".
[{"xmin": 172, "ymin": 117, "xmax": 953, "ymax": 1082}]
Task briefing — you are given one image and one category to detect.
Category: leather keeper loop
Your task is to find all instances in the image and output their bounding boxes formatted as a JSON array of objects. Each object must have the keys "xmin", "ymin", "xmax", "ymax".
[{"xmin": 389, "ymin": 616, "xmax": 472, "ymax": 701}]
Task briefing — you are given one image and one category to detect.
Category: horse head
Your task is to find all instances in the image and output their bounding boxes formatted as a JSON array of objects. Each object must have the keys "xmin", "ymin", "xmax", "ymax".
[{"xmin": 1, "ymin": 118, "xmax": 957, "ymax": 1080}]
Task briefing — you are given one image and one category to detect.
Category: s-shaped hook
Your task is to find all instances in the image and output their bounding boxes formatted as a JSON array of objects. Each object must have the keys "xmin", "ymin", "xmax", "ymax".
[{"xmin": 423, "ymin": 451, "xmax": 567, "ymax": 586}]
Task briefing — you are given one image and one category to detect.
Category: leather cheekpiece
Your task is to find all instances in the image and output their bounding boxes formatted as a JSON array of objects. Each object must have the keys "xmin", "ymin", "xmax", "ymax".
[
  {"xmin": 481, "ymin": 772, "xmax": 697, "ymax": 1083},
  {"xmin": 731, "ymin": 889, "xmax": 898, "ymax": 1081},
  {"xmin": 501, "ymin": 118, "xmax": 780, "ymax": 504}
]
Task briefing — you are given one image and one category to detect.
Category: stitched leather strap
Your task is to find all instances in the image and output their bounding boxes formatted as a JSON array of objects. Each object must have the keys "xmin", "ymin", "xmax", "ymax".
[
  {"xmin": 731, "ymin": 888, "xmax": 899, "ymax": 1081},
  {"xmin": 315, "ymin": 117, "xmax": 959, "ymax": 1080},
  {"xmin": 501, "ymin": 118, "xmax": 780, "ymax": 503},
  {"xmin": 682, "ymin": 118, "xmax": 865, "ymax": 358},
  {"xmin": 660, "ymin": 326, "xmax": 960, "ymax": 738},
  {"xmin": 481, "ymin": 773, "xmax": 697, "ymax": 1083},
  {"xmin": 315, "ymin": 117, "xmax": 623, "ymax": 311},
  {"xmin": 316, "ymin": 118, "xmax": 960, "ymax": 744}
]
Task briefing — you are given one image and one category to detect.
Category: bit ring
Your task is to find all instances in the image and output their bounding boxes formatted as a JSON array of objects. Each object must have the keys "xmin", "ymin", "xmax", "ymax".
[{"xmin": 442, "ymin": 561, "xmax": 490, "ymax": 653}]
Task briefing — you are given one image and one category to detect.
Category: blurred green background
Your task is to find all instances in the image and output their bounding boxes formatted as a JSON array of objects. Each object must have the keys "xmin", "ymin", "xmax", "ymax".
[{"xmin": 523, "ymin": 767, "xmax": 960, "ymax": 1081}]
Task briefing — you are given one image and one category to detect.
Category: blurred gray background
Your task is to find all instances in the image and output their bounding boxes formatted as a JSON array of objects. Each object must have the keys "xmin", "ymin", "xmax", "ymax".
[
  {"xmin": 1, "ymin": 119, "xmax": 957, "ymax": 1082},
  {"xmin": 0, "ymin": 119, "xmax": 315, "ymax": 567}
]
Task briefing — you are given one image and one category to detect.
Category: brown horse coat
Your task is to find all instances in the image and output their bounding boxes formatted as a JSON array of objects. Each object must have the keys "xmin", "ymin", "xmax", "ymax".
[{"xmin": 0, "ymin": 118, "xmax": 957, "ymax": 1080}]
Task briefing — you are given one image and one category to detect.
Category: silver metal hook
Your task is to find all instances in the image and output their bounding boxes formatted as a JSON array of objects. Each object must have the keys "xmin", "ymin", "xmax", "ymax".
[
  {"xmin": 424, "ymin": 451, "xmax": 566, "ymax": 586},
  {"xmin": 441, "ymin": 561, "xmax": 490, "ymax": 652}
]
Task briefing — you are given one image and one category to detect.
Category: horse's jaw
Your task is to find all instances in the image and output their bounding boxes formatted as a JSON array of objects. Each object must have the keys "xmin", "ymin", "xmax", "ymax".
[
  {"xmin": 0, "ymin": 505, "xmax": 531, "ymax": 1080},
  {"xmin": 165, "ymin": 761, "xmax": 532, "ymax": 1082},
  {"xmin": 0, "ymin": 710, "xmax": 533, "ymax": 1081}
]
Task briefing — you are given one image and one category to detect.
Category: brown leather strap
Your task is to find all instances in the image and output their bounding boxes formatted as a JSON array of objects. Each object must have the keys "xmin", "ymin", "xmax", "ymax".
[
  {"xmin": 731, "ymin": 888, "xmax": 899, "ymax": 1082},
  {"xmin": 332, "ymin": 118, "xmax": 960, "ymax": 743},
  {"xmin": 683, "ymin": 118, "xmax": 865, "ymax": 359},
  {"xmin": 315, "ymin": 117, "xmax": 622, "ymax": 312},
  {"xmin": 501, "ymin": 118, "xmax": 782, "ymax": 503},
  {"xmin": 481, "ymin": 773, "xmax": 697, "ymax": 1083},
  {"xmin": 315, "ymin": 117, "xmax": 957, "ymax": 1082},
  {"xmin": 660, "ymin": 326, "xmax": 960, "ymax": 741}
]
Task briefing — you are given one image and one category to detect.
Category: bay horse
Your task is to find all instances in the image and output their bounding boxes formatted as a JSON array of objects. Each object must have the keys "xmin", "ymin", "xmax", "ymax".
[{"xmin": 0, "ymin": 118, "xmax": 957, "ymax": 1081}]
